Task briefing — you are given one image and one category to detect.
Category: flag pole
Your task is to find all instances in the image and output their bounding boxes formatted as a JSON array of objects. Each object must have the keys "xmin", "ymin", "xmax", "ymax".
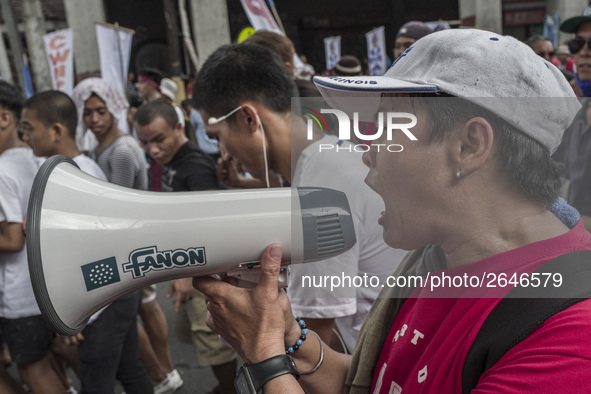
[{"xmin": 266, "ymin": 0, "xmax": 286, "ymax": 35}]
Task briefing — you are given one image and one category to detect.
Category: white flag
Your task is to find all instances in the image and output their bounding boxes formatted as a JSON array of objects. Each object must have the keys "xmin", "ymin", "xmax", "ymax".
[
  {"xmin": 96, "ymin": 23, "xmax": 133, "ymax": 133},
  {"xmin": 43, "ymin": 29, "xmax": 74, "ymax": 95},
  {"xmin": 324, "ymin": 36, "xmax": 341, "ymax": 71},
  {"xmin": 240, "ymin": 0, "xmax": 283, "ymax": 35},
  {"xmin": 95, "ymin": 23, "xmax": 133, "ymax": 100},
  {"xmin": 239, "ymin": 0, "xmax": 305, "ymax": 74},
  {"xmin": 366, "ymin": 26, "xmax": 387, "ymax": 76}
]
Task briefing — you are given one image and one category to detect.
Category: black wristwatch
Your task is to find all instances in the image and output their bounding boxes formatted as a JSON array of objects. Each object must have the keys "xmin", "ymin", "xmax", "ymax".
[{"xmin": 235, "ymin": 354, "xmax": 300, "ymax": 393}]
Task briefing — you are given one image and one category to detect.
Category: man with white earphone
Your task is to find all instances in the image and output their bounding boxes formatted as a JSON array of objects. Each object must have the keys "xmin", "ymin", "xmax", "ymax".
[{"xmin": 193, "ymin": 43, "xmax": 406, "ymax": 354}]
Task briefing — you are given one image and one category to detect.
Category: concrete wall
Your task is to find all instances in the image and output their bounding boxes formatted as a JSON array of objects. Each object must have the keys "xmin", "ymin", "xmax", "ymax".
[
  {"xmin": 459, "ymin": 0, "xmax": 502, "ymax": 33},
  {"xmin": 189, "ymin": 0, "xmax": 231, "ymax": 69},
  {"xmin": 22, "ymin": 0, "xmax": 51, "ymax": 91},
  {"xmin": 63, "ymin": 0, "xmax": 106, "ymax": 80},
  {"xmin": 547, "ymin": 0, "xmax": 589, "ymax": 45}
]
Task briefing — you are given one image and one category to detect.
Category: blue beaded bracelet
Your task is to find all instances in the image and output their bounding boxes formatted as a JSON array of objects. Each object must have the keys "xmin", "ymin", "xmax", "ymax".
[{"xmin": 285, "ymin": 315, "xmax": 308, "ymax": 354}]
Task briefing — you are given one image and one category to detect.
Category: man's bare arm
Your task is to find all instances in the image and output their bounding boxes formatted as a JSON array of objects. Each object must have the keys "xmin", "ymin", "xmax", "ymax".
[{"xmin": 0, "ymin": 221, "xmax": 25, "ymax": 253}]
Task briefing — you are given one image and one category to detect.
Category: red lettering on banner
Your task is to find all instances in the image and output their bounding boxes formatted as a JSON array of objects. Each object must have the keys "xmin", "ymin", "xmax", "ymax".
[
  {"xmin": 49, "ymin": 35, "xmax": 66, "ymax": 50},
  {"xmin": 49, "ymin": 49, "xmax": 70, "ymax": 66},
  {"xmin": 45, "ymin": 31, "xmax": 71, "ymax": 91},
  {"xmin": 243, "ymin": 0, "xmax": 276, "ymax": 28},
  {"xmin": 54, "ymin": 64, "xmax": 65, "ymax": 80}
]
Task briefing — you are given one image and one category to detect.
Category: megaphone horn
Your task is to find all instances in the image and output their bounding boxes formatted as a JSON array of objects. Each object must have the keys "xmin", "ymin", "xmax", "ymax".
[{"xmin": 27, "ymin": 155, "xmax": 356, "ymax": 335}]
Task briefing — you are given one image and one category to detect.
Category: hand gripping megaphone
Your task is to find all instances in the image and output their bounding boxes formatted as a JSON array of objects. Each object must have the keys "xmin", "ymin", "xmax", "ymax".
[{"xmin": 27, "ymin": 155, "xmax": 356, "ymax": 336}]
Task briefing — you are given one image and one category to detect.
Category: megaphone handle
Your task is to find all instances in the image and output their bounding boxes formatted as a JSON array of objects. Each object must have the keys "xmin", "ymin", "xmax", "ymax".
[{"xmin": 226, "ymin": 267, "xmax": 289, "ymax": 288}]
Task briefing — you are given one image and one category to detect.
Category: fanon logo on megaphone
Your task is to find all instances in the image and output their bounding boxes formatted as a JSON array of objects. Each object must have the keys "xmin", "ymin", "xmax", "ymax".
[
  {"xmin": 122, "ymin": 245, "xmax": 207, "ymax": 279},
  {"xmin": 303, "ymin": 107, "xmax": 418, "ymax": 153},
  {"xmin": 80, "ymin": 245, "xmax": 207, "ymax": 292}
]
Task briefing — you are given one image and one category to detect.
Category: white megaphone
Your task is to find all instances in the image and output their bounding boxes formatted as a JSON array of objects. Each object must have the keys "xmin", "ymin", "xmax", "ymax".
[{"xmin": 27, "ymin": 155, "xmax": 356, "ymax": 336}]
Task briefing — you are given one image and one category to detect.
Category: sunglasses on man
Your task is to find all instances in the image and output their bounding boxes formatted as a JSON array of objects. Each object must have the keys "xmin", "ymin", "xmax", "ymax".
[
  {"xmin": 536, "ymin": 51, "xmax": 555, "ymax": 58},
  {"xmin": 568, "ymin": 37, "xmax": 591, "ymax": 54}
]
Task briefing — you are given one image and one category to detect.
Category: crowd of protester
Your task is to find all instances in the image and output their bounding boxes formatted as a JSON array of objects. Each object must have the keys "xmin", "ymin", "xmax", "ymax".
[{"xmin": 1, "ymin": 6, "xmax": 591, "ymax": 394}]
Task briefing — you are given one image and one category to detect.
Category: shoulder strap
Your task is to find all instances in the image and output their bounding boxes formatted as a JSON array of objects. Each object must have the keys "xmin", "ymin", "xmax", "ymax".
[{"xmin": 462, "ymin": 250, "xmax": 591, "ymax": 394}]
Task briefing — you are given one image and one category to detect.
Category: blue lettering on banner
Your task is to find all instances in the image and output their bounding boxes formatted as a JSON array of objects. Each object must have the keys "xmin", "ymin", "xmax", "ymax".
[{"xmin": 123, "ymin": 246, "xmax": 207, "ymax": 278}]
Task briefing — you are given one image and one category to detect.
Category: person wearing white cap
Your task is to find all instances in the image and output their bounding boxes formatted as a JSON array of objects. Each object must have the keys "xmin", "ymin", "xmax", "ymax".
[
  {"xmin": 193, "ymin": 29, "xmax": 590, "ymax": 394},
  {"xmin": 160, "ymin": 78, "xmax": 186, "ymax": 128},
  {"xmin": 555, "ymin": 44, "xmax": 574, "ymax": 73}
]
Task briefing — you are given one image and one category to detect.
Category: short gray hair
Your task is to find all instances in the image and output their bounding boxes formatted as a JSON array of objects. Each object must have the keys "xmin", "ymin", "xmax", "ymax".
[{"xmin": 415, "ymin": 94, "xmax": 561, "ymax": 205}]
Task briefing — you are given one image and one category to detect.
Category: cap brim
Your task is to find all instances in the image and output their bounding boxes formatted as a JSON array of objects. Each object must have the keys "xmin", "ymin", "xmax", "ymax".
[
  {"xmin": 560, "ymin": 16, "xmax": 591, "ymax": 33},
  {"xmin": 313, "ymin": 76, "xmax": 438, "ymax": 121},
  {"xmin": 313, "ymin": 75, "xmax": 438, "ymax": 94}
]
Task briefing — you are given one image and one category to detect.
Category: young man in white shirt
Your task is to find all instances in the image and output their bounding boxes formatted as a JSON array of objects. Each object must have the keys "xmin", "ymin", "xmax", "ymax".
[
  {"xmin": 21, "ymin": 90, "xmax": 106, "ymax": 181},
  {"xmin": 193, "ymin": 43, "xmax": 406, "ymax": 352},
  {"xmin": 0, "ymin": 82, "xmax": 66, "ymax": 393}
]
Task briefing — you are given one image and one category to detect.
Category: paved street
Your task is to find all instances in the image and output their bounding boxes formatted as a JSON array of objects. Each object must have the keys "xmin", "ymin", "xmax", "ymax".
[{"xmin": 149, "ymin": 281, "xmax": 222, "ymax": 394}]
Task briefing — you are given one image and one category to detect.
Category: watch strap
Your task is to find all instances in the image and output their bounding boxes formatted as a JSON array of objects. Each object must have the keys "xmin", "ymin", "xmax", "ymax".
[{"xmin": 241, "ymin": 354, "xmax": 300, "ymax": 393}]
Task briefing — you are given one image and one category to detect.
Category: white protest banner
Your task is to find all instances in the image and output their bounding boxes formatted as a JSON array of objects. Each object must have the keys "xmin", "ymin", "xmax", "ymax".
[
  {"xmin": 240, "ymin": 0, "xmax": 283, "ymax": 35},
  {"xmin": 239, "ymin": 0, "xmax": 304, "ymax": 73},
  {"xmin": 96, "ymin": 22, "xmax": 133, "ymax": 97},
  {"xmin": 96, "ymin": 22, "xmax": 134, "ymax": 133},
  {"xmin": 43, "ymin": 29, "xmax": 74, "ymax": 94},
  {"xmin": 366, "ymin": 26, "xmax": 387, "ymax": 76},
  {"xmin": 324, "ymin": 36, "xmax": 341, "ymax": 71}
]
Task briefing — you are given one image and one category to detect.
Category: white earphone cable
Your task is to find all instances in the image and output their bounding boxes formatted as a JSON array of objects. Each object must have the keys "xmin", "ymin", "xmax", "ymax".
[{"xmin": 257, "ymin": 114, "xmax": 270, "ymax": 188}]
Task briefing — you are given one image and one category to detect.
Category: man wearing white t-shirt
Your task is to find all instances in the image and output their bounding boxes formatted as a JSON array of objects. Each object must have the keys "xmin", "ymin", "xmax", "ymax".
[
  {"xmin": 21, "ymin": 94, "xmax": 108, "ymax": 319},
  {"xmin": 0, "ymin": 82, "xmax": 67, "ymax": 393},
  {"xmin": 21, "ymin": 91, "xmax": 106, "ymax": 181},
  {"xmin": 194, "ymin": 43, "xmax": 406, "ymax": 352},
  {"xmin": 21, "ymin": 90, "xmax": 109, "ymax": 389},
  {"xmin": 21, "ymin": 91, "xmax": 155, "ymax": 394}
]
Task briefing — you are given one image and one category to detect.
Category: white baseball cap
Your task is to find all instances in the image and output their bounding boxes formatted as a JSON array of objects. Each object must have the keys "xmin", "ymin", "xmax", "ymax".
[
  {"xmin": 313, "ymin": 28, "xmax": 581, "ymax": 152},
  {"xmin": 160, "ymin": 78, "xmax": 178, "ymax": 102}
]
